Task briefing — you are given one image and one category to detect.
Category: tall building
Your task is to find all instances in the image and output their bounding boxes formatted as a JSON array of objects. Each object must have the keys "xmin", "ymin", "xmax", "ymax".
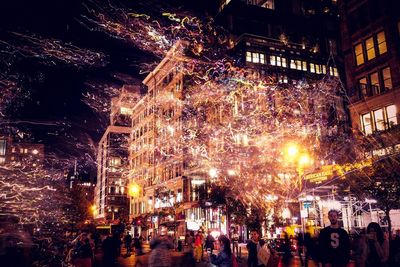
[
  {"xmin": 128, "ymin": 41, "xmax": 188, "ymax": 235},
  {"xmin": 338, "ymin": 0, "xmax": 400, "ymax": 230},
  {"xmin": 94, "ymin": 85, "xmax": 141, "ymax": 223},
  {"xmin": 340, "ymin": 0, "xmax": 400, "ymax": 140}
]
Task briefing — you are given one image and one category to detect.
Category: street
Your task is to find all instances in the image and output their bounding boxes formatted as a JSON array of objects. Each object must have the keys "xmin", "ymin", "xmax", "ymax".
[{"xmin": 94, "ymin": 245, "xmax": 319, "ymax": 267}]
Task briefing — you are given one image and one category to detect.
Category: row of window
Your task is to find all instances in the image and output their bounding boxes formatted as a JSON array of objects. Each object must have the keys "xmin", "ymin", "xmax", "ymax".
[
  {"xmin": 246, "ymin": 52, "xmax": 339, "ymax": 76},
  {"xmin": 354, "ymin": 31, "xmax": 387, "ymax": 66},
  {"xmin": 357, "ymin": 67, "xmax": 392, "ymax": 98},
  {"xmin": 360, "ymin": 104, "xmax": 397, "ymax": 135}
]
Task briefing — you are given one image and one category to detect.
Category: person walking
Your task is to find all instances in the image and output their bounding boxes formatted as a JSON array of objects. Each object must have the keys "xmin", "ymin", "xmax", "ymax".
[
  {"xmin": 246, "ymin": 229, "xmax": 266, "ymax": 267},
  {"xmin": 318, "ymin": 209, "xmax": 350, "ymax": 267},
  {"xmin": 210, "ymin": 235, "xmax": 233, "ymax": 267},
  {"xmin": 133, "ymin": 233, "xmax": 143, "ymax": 255},
  {"xmin": 359, "ymin": 222, "xmax": 389, "ymax": 267},
  {"xmin": 148, "ymin": 227, "xmax": 174, "ymax": 267},
  {"xmin": 124, "ymin": 232, "xmax": 132, "ymax": 256},
  {"xmin": 194, "ymin": 231, "xmax": 204, "ymax": 263},
  {"xmin": 232, "ymin": 230, "xmax": 240, "ymax": 258},
  {"xmin": 205, "ymin": 230, "xmax": 215, "ymax": 254}
]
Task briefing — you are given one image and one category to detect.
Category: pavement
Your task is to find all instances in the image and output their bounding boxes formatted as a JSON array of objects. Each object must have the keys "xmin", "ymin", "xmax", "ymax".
[{"xmin": 93, "ymin": 243, "xmax": 320, "ymax": 267}]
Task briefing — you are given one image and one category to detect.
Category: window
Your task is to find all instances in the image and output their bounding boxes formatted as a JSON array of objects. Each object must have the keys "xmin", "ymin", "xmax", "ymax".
[
  {"xmin": 382, "ymin": 67, "xmax": 392, "ymax": 90},
  {"xmin": 358, "ymin": 77, "xmax": 368, "ymax": 96},
  {"xmin": 355, "ymin": 43, "xmax": 364, "ymax": 66},
  {"xmin": 310, "ymin": 63, "xmax": 315, "ymax": 73},
  {"xmin": 370, "ymin": 72, "xmax": 380, "ymax": 95},
  {"xmin": 374, "ymin": 109, "xmax": 385, "ymax": 131},
  {"xmin": 109, "ymin": 157, "xmax": 121, "ymax": 167},
  {"xmin": 377, "ymin": 31, "xmax": 387, "ymax": 55},
  {"xmin": 387, "ymin": 105, "xmax": 397, "ymax": 127},
  {"xmin": 0, "ymin": 140, "xmax": 6, "ymax": 156},
  {"xmin": 365, "ymin": 37, "xmax": 376, "ymax": 60},
  {"xmin": 329, "ymin": 67, "xmax": 339, "ymax": 77},
  {"xmin": 246, "ymin": 51, "xmax": 265, "ymax": 64},
  {"xmin": 120, "ymin": 107, "xmax": 132, "ymax": 115},
  {"xmin": 360, "ymin": 105, "xmax": 398, "ymax": 134},
  {"xmin": 361, "ymin": 113, "xmax": 372, "ymax": 135},
  {"xmin": 270, "ymin": 55, "xmax": 286, "ymax": 67},
  {"xmin": 290, "ymin": 60, "xmax": 307, "ymax": 71}
]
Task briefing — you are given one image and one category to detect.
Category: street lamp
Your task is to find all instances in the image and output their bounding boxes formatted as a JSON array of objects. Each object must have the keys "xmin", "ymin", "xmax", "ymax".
[
  {"xmin": 128, "ymin": 182, "xmax": 141, "ymax": 198},
  {"xmin": 90, "ymin": 204, "xmax": 97, "ymax": 218}
]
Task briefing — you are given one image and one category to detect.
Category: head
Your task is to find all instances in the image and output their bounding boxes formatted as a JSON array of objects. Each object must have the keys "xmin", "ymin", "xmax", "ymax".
[
  {"xmin": 250, "ymin": 229, "xmax": 260, "ymax": 241},
  {"xmin": 160, "ymin": 226, "xmax": 167, "ymax": 236},
  {"xmin": 367, "ymin": 222, "xmax": 384, "ymax": 244},
  {"xmin": 328, "ymin": 209, "xmax": 339, "ymax": 226},
  {"xmin": 218, "ymin": 235, "xmax": 231, "ymax": 255}
]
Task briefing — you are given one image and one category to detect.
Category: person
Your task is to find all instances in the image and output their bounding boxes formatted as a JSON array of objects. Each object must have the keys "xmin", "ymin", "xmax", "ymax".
[
  {"xmin": 318, "ymin": 209, "xmax": 350, "ymax": 267},
  {"xmin": 183, "ymin": 232, "xmax": 195, "ymax": 267},
  {"xmin": 303, "ymin": 232, "xmax": 314, "ymax": 267},
  {"xmin": 246, "ymin": 229, "xmax": 266, "ymax": 267},
  {"xmin": 124, "ymin": 232, "xmax": 132, "ymax": 256},
  {"xmin": 210, "ymin": 235, "xmax": 233, "ymax": 267},
  {"xmin": 133, "ymin": 233, "xmax": 143, "ymax": 255},
  {"xmin": 205, "ymin": 230, "xmax": 215, "ymax": 254},
  {"xmin": 194, "ymin": 231, "xmax": 204, "ymax": 263},
  {"xmin": 102, "ymin": 234, "xmax": 117, "ymax": 266},
  {"xmin": 148, "ymin": 227, "xmax": 174, "ymax": 267},
  {"xmin": 232, "ymin": 230, "xmax": 239, "ymax": 258},
  {"xmin": 70, "ymin": 234, "xmax": 93, "ymax": 267},
  {"xmin": 359, "ymin": 222, "xmax": 389, "ymax": 267}
]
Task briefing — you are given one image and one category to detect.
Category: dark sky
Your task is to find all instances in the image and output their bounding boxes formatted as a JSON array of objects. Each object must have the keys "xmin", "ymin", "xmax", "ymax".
[{"xmin": 0, "ymin": 0, "xmax": 174, "ymax": 159}]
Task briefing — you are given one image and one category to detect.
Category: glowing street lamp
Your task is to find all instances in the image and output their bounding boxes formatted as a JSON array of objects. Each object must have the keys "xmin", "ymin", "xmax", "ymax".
[
  {"xmin": 209, "ymin": 168, "xmax": 218, "ymax": 178},
  {"xmin": 128, "ymin": 182, "xmax": 141, "ymax": 198},
  {"xmin": 90, "ymin": 204, "xmax": 97, "ymax": 217}
]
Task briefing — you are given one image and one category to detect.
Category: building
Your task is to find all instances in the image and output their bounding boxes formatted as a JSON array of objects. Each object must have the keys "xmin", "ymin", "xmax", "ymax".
[
  {"xmin": 128, "ymin": 41, "xmax": 189, "ymax": 236},
  {"xmin": 0, "ymin": 135, "xmax": 44, "ymax": 168},
  {"xmin": 94, "ymin": 85, "xmax": 141, "ymax": 223},
  {"xmin": 338, "ymin": 0, "xmax": 400, "ymax": 230},
  {"xmin": 340, "ymin": 0, "xmax": 400, "ymax": 139}
]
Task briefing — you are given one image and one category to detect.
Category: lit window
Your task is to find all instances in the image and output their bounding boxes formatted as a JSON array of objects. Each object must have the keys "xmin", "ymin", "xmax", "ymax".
[
  {"xmin": 369, "ymin": 72, "xmax": 380, "ymax": 95},
  {"xmin": 302, "ymin": 61, "xmax": 307, "ymax": 71},
  {"xmin": 24, "ymin": 148, "xmax": 28, "ymax": 154},
  {"xmin": 120, "ymin": 107, "xmax": 132, "ymax": 115},
  {"xmin": 386, "ymin": 105, "xmax": 397, "ymax": 127},
  {"xmin": 361, "ymin": 113, "xmax": 372, "ymax": 135},
  {"xmin": 109, "ymin": 157, "xmax": 121, "ymax": 167},
  {"xmin": 290, "ymin": 59, "xmax": 296, "ymax": 69},
  {"xmin": 355, "ymin": 43, "xmax": 364, "ymax": 66},
  {"xmin": 361, "ymin": 105, "xmax": 398, "ymax": 134},
  {"xmin": 0, "ymin": 140, "xmax": 6, "ymax": 156},
  {"xmin": 0, "ymin": 157, "xmax": 4, "ymax": 164},
  {"xmin": 377, "ymin": 31, "xmax": 387, "ymax": 55},
  {"xmin": 322, "ymin": 65, "xmax": 327, "ymax": 74},
  {"xmin": 259, "ymin": 53, "xmax": 265, "ymax": 64},
  {"xmin": 270, "ymin": 55, "xmax": 276, "ymax": 66},
  {"xmin": 246, "ymin": 52, "xmax": 265, "ymax": 64},
  {"xmin": 374, "ymin": 109, "xmax": 385, "ymax": 131},
  {"xmin": 310, "ymin": 63, "xmax": 315, "ymax": 73},
  {"xmin": 382, "ymin": 67, "xmax": 392, "ymax": 90},
  {"xmin": 358, "ymin": 77, "xmax": 368, "ymax": 96},
  {"xmin": 246, "ymin": 51, "xmax": 252, "ymax": 62},
  {"xmin": 365, "ymin": 37, "xmax": 376, "ymax": 60}
]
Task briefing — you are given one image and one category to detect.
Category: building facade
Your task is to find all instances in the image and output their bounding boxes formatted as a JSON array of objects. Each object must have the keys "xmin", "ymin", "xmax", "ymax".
[
  {"xmin": 340, "ymin": 0, "xmax": 400, "ymax": 138},
  {"xmin": 94, "ymin": 86, "xmax": 141, "ymax": 223},
  {"xmin": 0, "ymin": 135, "xmax": 44, "ymax": 168}
]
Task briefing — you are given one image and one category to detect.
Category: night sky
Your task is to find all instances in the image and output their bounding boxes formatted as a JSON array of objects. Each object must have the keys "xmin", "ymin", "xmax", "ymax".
[{"xmin": 0, "ymin": 0, "xmax": 201, "ymax": 168}]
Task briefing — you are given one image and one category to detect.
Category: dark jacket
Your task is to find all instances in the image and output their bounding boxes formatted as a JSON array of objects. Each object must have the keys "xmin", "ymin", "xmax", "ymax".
[
  {"xmin": 211, "ymin": 251, "xmax": 233, "ymax": 267},
  {"xmin": 247, "ymin": 239, "xmax": 266, "ymax": 267}
]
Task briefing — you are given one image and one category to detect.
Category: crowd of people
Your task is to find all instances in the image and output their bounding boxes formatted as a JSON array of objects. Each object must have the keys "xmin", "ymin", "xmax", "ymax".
[{"xmin": 2, "ymin": 210, "xmax": 400, "ymax": 267}]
